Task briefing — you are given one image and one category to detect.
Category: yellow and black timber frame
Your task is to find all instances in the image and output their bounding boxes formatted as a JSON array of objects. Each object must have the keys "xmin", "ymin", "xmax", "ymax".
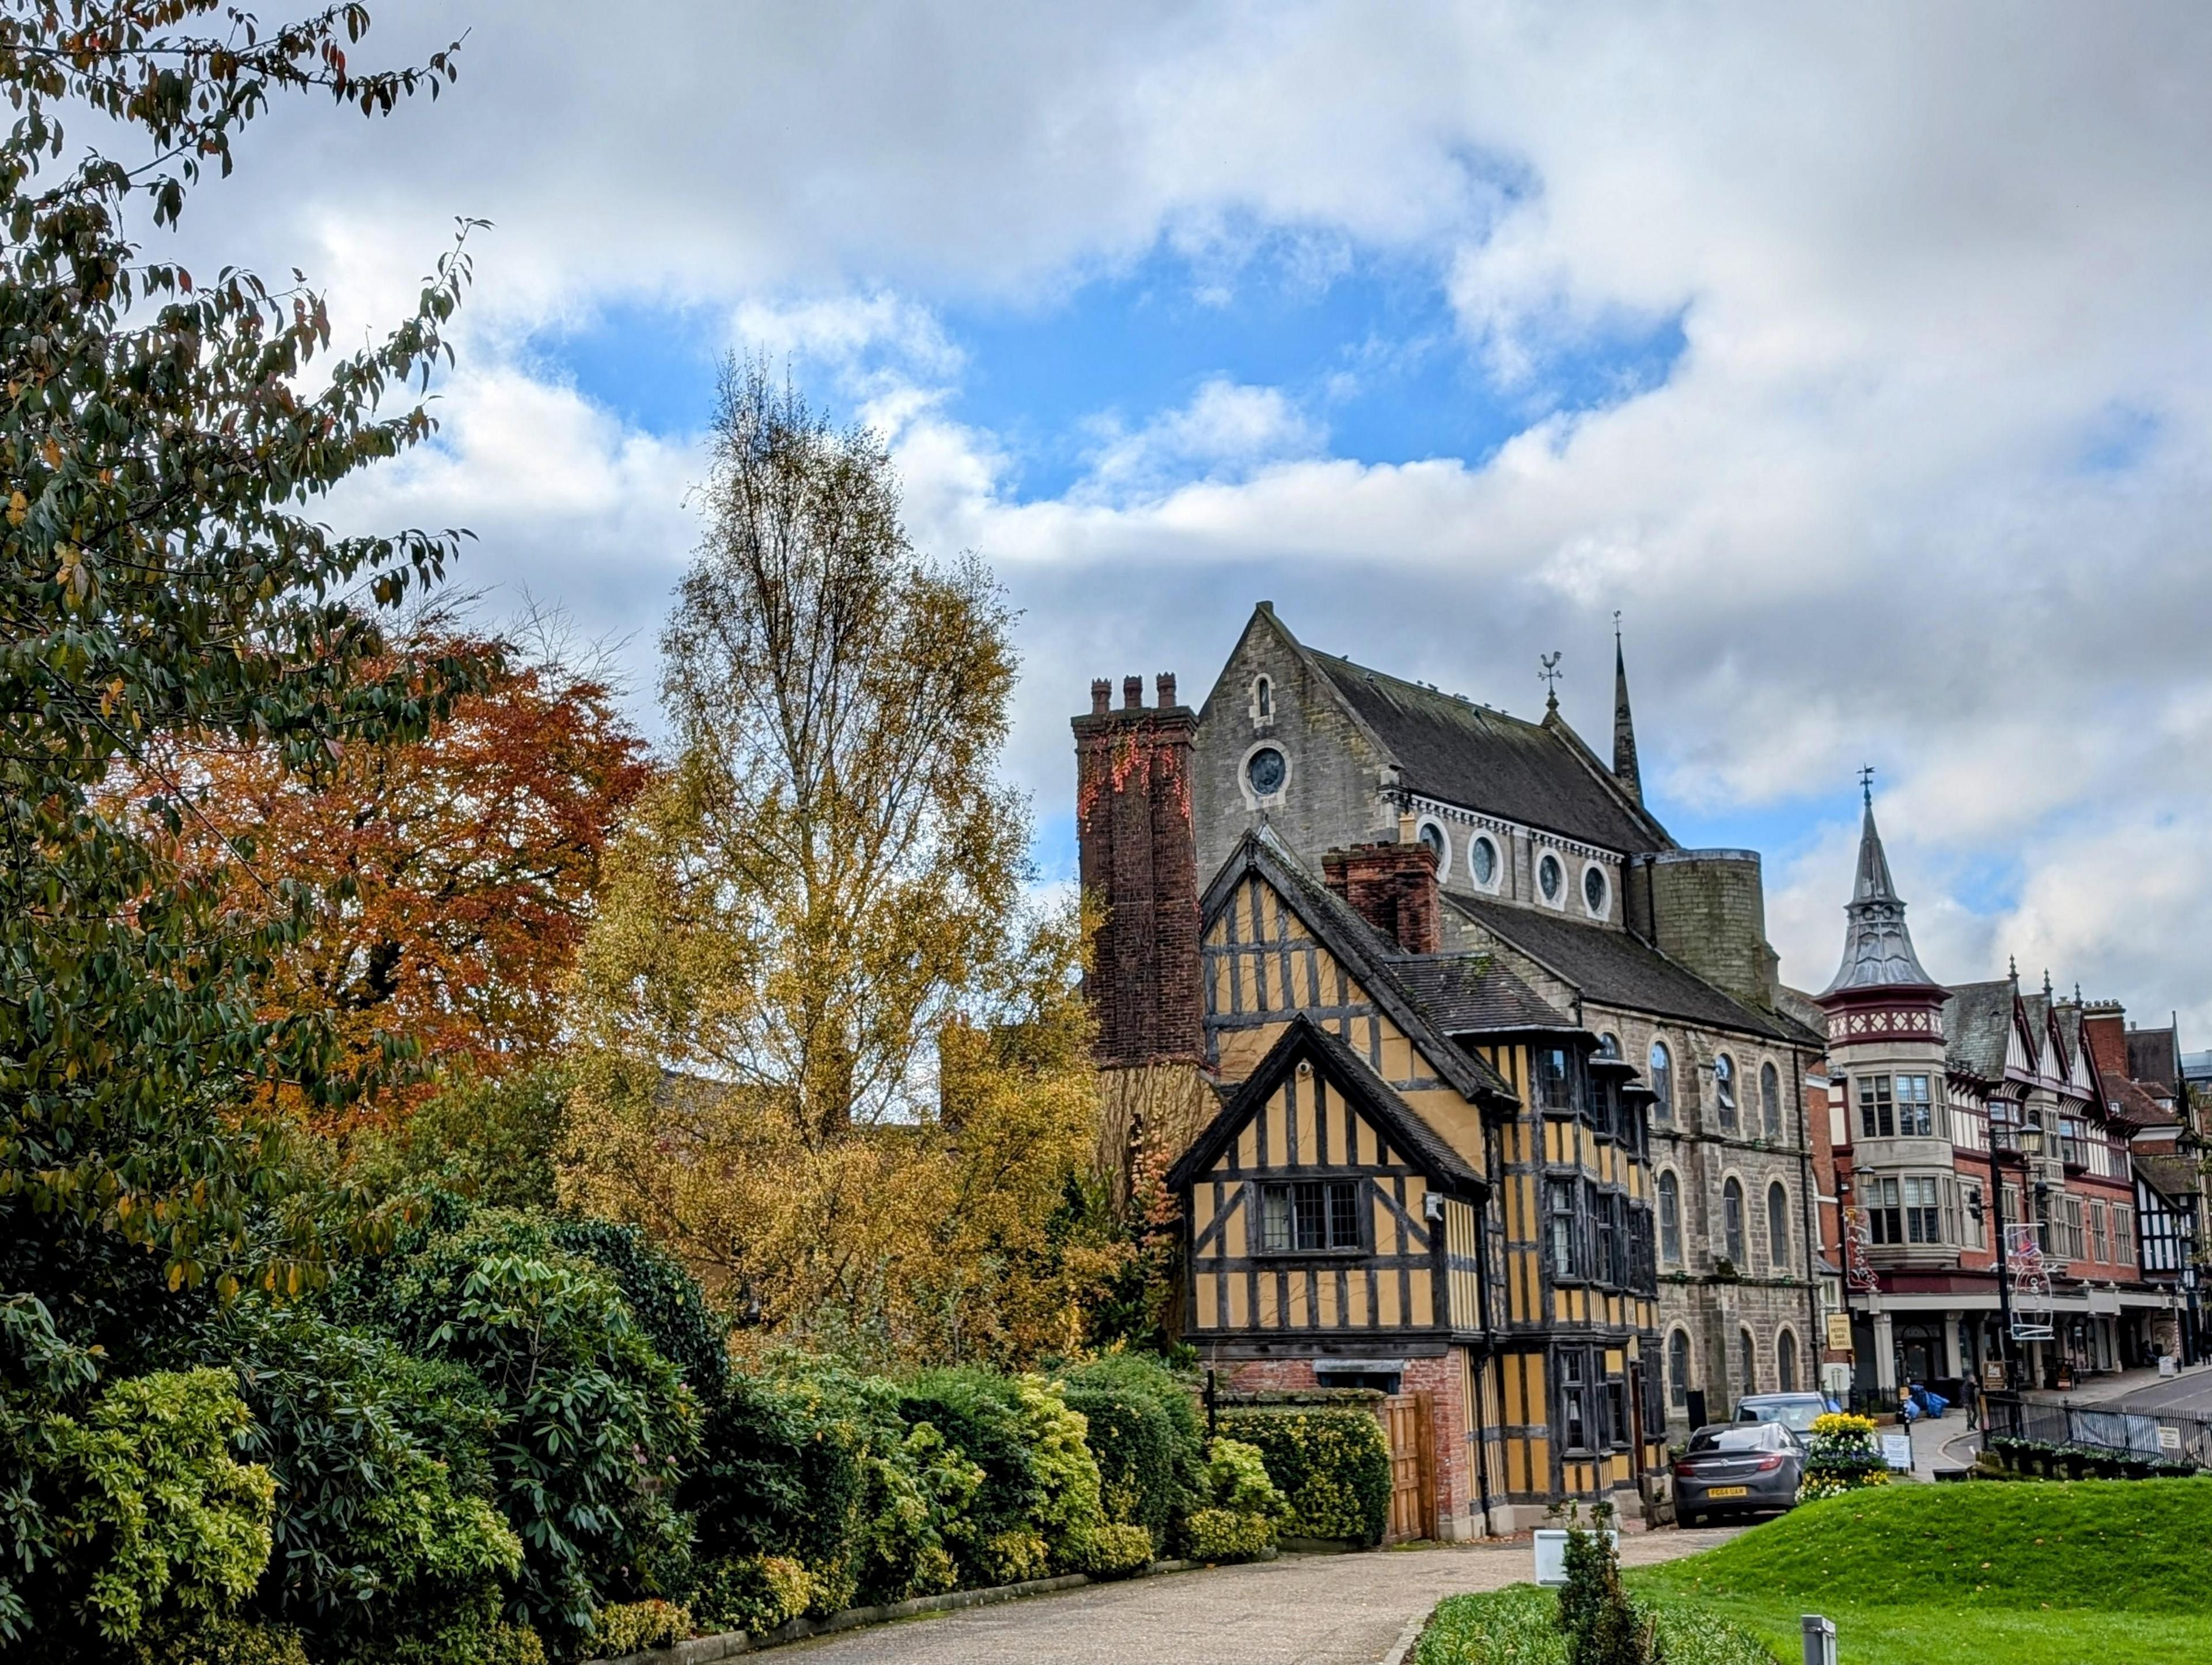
[{"xmin": 1164, "ymin": 829, "xmax": 1669, "ymax": 1535}]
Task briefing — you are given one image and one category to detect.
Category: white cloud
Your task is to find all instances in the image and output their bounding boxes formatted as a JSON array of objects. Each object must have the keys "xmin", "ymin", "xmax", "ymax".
[{"xmin": 145, "ymin": 0, "xmax": 2212, "ymax": 1034}]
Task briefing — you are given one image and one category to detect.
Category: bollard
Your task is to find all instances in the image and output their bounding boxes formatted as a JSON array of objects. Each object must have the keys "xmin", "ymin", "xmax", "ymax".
[{"xmin": 1801, "ymin": 1614, "xmax": 1836, "ymax": 1665}]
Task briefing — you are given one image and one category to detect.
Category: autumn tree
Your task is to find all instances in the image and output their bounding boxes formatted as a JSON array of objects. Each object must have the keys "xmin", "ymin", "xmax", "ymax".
[
  {"xmin": 0, "ymin": 1, "xmax": 473, "ymax": 1299},
  {"xmin": 113, "ymin": 613, "xmax": 652, "ymax": 1134},
  {"xmin": 562, "ymin": 365, "xmax": 1118, "ymax": 1364}
]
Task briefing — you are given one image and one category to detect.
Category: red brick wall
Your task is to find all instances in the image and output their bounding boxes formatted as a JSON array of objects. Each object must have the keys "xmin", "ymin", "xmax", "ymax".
[
  {"xmin": 1074, "ymin": 674, "xmax": 1201, "ymax": 1068},
  {"xmin": 1399, "ymin": 1353, "xmax": 1474, "ymax": 1537},
  {"xmin": 1322, "ymin": 840, "xmax": 1441, "ymax": 955}
]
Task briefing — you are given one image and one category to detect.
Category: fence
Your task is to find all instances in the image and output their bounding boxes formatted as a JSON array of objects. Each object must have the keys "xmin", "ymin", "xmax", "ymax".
[{"xmin": 1985, "ymin": 1394, "xmax": 2212, "ymax": 1469}]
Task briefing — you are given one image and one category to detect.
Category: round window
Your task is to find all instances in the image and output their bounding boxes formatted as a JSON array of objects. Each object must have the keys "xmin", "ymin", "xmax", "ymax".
[
  {"xmin": 1245, "ymin": 746, "xmax": 1286, "ymax": 797},
  {"xmin": 1583, "ymin": 864, "xmax": 1607, "ymax": 915},
  {"xmin": 1418, "ymin": 821, "xmax": 1445, "ymax": 863},
  {"xmin": 1470, "ymin": 835, "xmax": 1497, "ymax": 887},
  {"xmin": 1538, "ymin": 852, "xmax": 1563, "ymax": 901}
]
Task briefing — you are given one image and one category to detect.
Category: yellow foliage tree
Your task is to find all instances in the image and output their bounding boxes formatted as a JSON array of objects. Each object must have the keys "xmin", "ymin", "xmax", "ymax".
[{"xmin": 560, "ymin": 365, "xmax": 1122, "ymax": 1366}]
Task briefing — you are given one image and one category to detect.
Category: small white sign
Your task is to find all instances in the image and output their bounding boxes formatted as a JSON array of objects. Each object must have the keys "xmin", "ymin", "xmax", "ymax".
[
  {"xmin": 1881, "ymin": 1433, "xmax": 1913, "ymax": 1471},
  {"xmin": 2159, "ymin": 1425, "xmax": 2182, "ymax": 1451},
  {"xmin": 2159, "ymin": 1356, "xmax": 2179, "ymax": 1379}
]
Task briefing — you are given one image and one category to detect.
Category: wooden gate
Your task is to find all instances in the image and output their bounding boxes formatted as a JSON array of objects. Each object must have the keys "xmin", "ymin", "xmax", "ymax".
[{"xmin": 1382, "ymin": 1393, "xmax": 1435, "ymax": 1543}]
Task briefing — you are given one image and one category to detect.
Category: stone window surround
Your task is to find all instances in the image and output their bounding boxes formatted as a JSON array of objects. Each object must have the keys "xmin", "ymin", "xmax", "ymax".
[
  {"xmin": 1389, "ymin": 789, "xmax": 1622, "ymax": 917},
  {"xmin": 1236, "ymin": 737, "xmax": 1292, "ymax": 810}
]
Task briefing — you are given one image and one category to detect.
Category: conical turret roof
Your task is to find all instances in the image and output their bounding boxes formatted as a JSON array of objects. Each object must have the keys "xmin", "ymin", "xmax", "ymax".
[{"xmin": 1821, "ymin": 790, "xmax": 1940, "ymax": 996}]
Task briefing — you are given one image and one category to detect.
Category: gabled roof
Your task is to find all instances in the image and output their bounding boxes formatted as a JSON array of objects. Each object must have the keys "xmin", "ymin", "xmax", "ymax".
[
  {"xmin": 2102, "ymin": 1072, "xmax": 2181, "ymax": 1132},
  {"xmin": 1166, "ymin": 1012, "xmax": 1484, "ymax": 1193},
  {"xmin": 1388, "ymin": 954, "xmax": 1578, "ymax": 1035},
  {"xmin": 1302, "ymin": 648, "xmax": 1670, "ymax": 855},
  {"xmin": 1204, "ymin": 827, "xmax": 1517, "ymax": 1107},
  {"xmin": 1944, "ymin": 982, "xmax": 2015, "ymax": 1082},
  {"xmin": 1445, "ymin": 890, "xmax": 1808, "ymax": 1044}
]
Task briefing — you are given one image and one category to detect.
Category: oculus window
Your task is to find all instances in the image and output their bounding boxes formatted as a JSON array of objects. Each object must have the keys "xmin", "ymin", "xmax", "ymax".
[
  {"xmin": 1469, "ymin": 834, "xmax": 1498, "ymax": 888},
  {"xmin": 1537, "ymin": 852, "xmax": 1563, "ymax": 901},
  {"xmin": 1582, "ymin": 863, "xmax": 1608, "ymax": 915},
  {"xmin": 1245, "ymin": 745, "xmax": 1286, "ymax": 797},
  {"xmin": 1418, "ymin": 819, "xmax": 1447, "ymax": 867},
  {"xmin": 1259, "ymin": 1181, "xmax": 1361, "ymax": 1252}
]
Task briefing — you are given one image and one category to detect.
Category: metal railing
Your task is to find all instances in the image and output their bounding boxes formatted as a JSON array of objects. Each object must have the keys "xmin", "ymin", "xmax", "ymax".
[{"xmin": 1984, "ymin": 1394, "xmax": 2212, "ymax": 1469}]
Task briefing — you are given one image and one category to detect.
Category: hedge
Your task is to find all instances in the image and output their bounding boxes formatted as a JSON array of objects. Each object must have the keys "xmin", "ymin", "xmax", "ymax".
[{"xmin": 1218, "ymin": 1405, "xmax": 1392, "ymax": 1546}]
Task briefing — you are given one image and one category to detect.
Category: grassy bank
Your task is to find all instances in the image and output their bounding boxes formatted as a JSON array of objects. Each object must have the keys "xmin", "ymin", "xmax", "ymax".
[{"xmin": 1631, "ymin": 1478, "xmax": 2212, "ymax": 1664}]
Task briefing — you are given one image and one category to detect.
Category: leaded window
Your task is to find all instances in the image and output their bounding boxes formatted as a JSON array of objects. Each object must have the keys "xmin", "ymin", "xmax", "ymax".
[
  {"xmin": 1715, "ymin": 1055, "xmax": 1737, "ymax": 1131},
  {"xmin": 1767, "ymin": 1181, "xmax": 1791, "ymax": 1271},
  {"xmin": 1722, "ymin": 1176, "xmax": 1746, "ymax": 1264},
  {"xmin": 1259, "ymin": 1180, "xmax": 1361, "ymax": 1252},
  {"xmin": 1760, "ymin": 1061, "xmax": 1782, "ymax": 1140},
  {"xmin": 1658, "ymin": 1171, "xmax": 1683, "ymax": 1266}
]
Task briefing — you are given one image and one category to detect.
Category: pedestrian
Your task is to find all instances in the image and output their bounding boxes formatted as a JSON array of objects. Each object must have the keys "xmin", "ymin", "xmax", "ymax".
[
  {"xmin": 1964, "ymin": 1378, "xmax": 1982, "ymax": 1431},
  {"xmin": 1897, "ymin": 1384, "xmax": 1919, "ymax": 1427}
]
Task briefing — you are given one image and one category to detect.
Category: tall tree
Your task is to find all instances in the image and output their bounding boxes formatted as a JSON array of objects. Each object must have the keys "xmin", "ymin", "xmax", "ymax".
[
  {"xmin": 0, "ymin": 2, "xmax": 471, "ymax": 1298},
  {"xmin": 112, "ymin": 616, "xmax": 653, "ymax": 1133},
  {"xmin": 563, "ymin": 365, "xmax": 1117, "ymax": 1362}
]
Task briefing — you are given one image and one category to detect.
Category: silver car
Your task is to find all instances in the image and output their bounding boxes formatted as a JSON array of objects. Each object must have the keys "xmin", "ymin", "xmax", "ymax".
[
  {"xmin": 1673, "ymin": 1420, "xmax": 1804, "ymax": 1525},
  {"xmin": 1734, "ymin": 1391, "xmax": 1827, "ymax": 1440}
]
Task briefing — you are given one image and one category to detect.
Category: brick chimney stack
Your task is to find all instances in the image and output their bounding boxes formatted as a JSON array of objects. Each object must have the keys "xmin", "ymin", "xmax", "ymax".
[
  {"xmin": 1323, "ymin": 831, "xmax": 1441, "ymax": 955},
  {"xmin": 2080, "ymin": 999, "xmax": 2128, "ymax": 1078},
  {"xmin": 1074, "ymin": 670, "xmax": 1202, "ymax": 1068}
]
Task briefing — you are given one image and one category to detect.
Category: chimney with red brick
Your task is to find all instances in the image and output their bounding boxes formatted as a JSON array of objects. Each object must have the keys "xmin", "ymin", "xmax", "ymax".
[
  {"xmin": 1323, "ymin": 817, "xmax": 1441, "ymax": 955},
  {"xmin": 1074, "ymin": 672, "xmax": 1202, "ymax": 1067},
  {"xmin": 2080, "ymin": 999, "xmax": 2128, "ymax": 1078}
]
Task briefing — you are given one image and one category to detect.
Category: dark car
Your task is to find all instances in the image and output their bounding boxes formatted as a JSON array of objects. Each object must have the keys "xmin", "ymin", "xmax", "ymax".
[
  {"xmin": 1734, "ymin": 1391, "xmax": 1828, "ymax": 1441},
  {"xmin": 1673, "ymin": 1420, "xmax": 1804, "ymax": 1526}
]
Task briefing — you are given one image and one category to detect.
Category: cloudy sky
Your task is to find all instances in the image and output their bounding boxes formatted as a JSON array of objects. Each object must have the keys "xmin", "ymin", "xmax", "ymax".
[{"xmin": 172, "ymin": 2, "xmax": 2212, "ymax": 1026}]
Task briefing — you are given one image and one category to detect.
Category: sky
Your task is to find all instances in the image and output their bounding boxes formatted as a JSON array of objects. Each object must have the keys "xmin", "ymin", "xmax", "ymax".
[{"xmin": 153, "ymin": 2, "xmax": 2212, "ymax": 1030}]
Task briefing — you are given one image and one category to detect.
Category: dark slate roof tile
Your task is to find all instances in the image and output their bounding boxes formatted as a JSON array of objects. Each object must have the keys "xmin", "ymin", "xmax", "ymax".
[{"xmin": 1387, "ymin": 954, "xmax": 1578, "ymax": 1034}]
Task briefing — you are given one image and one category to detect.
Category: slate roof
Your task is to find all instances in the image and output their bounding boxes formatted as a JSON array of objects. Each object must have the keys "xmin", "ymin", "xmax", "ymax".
[
  {"xmin": 1444, "ymin": 890, "xmax": 1805, "ymax": 1043},
  {"xmin": 1945, "ymin": 981, "xmax": 2017, "ymax": 1082},
  {"xmin": 1166, "ymin": 1013, "xmax": 1484, "ymax": 1193},
  {"xmin": 1305, "ymin": 651, "xmax": 1669, "ymax": 855},
  {"xmin": 1822, "ymin": 800, "xmax": 1940, "ymax": 994},
  {"xmin": 1388, "ymin": 954, "xmax": 1578, "ymax": 1035}
]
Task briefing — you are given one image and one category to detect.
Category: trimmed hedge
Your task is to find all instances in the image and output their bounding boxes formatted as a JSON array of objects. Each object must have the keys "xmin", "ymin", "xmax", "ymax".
[
  {"xmin": 1218, "ymin": 1405, "xmax": 1391, "ymax": 1546},
  {"xmin": 1063, "ymin": 1385, "xmax": 1177, "ymax": 1545}
]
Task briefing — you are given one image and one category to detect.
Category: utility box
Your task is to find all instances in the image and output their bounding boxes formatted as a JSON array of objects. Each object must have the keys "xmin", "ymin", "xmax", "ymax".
[
  {"xmin": 1533, "ymin": 1529, "xmax": 1618, "ymax": 1587},
  {"xmin": 1802, "ymin": 1614, "xmax": 1837, "ymax": 1665}
]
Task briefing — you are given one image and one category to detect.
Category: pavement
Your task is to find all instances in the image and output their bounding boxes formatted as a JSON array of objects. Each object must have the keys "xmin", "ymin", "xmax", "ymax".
[
  {"xmin": 2029, "ymin": 1361, "xmax": 2212, "ymax": 1418},
  {"xmin": 777, "ymin": 1529, "xmax": 1745, "ymax": 1665}
]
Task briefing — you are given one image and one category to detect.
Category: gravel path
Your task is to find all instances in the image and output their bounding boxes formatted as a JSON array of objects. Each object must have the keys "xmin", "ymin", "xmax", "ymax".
[{"xmin": 778, "ymin": 1528, "xmax": 1744, "ymax": 1665}]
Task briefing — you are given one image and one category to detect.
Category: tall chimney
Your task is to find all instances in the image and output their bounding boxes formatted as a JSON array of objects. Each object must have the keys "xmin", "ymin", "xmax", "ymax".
[{"xmin": 1074, "ymin": 672, "xmax": 1201, "ymax": 1067}]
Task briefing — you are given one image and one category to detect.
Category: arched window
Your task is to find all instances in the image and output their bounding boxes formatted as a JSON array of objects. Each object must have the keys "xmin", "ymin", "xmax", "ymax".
[
  {"xmin": 1658, "ymin": 1171, "xmax": 1683, "ymax": 1266},
  {"xmin": 1714, "ymin": 1054, "xmax": 1738, "ymax": 1132},
  {"xmin": 1253, "ymin": 675, "xmax": 1272, "ymax": 720},
  {"xmin": 1649, "ymin": 1040, "xmax": 1673, "ymax": 1122},
  {"xmin": 1668, "ymin": 1328, "xmax": 1690, "ymax": 1408},
  {"xmin": 1767, "ymin": 1181, "xmax": 1791, "ymax": 1272},
  {"xmin": 1722, "ymin": 1177, "xmax": 1746, "ymax": 1265},
  {"xmin": 1760, "ymin": 1061, "xmax": 1782, "ymax": 1140},
  {"xmin": 1739, "ymin": 1326, "xmax": 1758, "ymax": 1395},
  {"xmin": 1778, "ymin": 1329, "xmax": 1799, "ymax": 1394},
  {"xmin": 1599, "ymin": 1032, "xmax": 1620, "ymax": 1059}
]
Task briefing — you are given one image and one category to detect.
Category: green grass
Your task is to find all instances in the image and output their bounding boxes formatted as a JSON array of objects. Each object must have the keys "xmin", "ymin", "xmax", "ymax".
[
  {"xmin": 1629, "ymin": 1478, "xmax": 2212, "ymax": 1664},
  {"xmin": 1412, "ymin": 1583, "xmax": 1775, "ymax": 1665}
]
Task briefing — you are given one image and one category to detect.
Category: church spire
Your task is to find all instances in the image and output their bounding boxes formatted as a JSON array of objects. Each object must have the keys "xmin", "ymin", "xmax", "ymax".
[
  {"xmin": 1611, "ymin": 614, "xmax": 1641, "ymax": 802},
  {"xmin": 1822, "ymin": 772, "xmax": 1940, "ymax": 995}
]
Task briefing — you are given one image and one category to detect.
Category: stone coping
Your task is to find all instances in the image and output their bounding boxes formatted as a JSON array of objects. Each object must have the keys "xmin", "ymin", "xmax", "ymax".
[{"xmin": 585, "ymin": 1554, "xmax": 1263, "ymax": 1664}]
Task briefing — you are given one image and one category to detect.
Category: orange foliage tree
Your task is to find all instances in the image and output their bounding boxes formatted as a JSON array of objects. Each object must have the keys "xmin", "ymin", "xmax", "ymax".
[{"xmin": 112, "ymin": 619, "xmax": 652, "ymax": 1131}]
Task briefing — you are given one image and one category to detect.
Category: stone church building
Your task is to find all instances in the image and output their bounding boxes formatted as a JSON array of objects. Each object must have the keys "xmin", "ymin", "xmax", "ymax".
[{"xmin": 1075, "ymin": 604, "xmax": 1829, "ymax": 1531}]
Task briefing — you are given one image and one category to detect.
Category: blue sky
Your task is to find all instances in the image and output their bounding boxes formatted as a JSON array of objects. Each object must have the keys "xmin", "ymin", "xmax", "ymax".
[{"xmin": 260, "ymin": 1, "xmax": 2212, "ymax": 1026}]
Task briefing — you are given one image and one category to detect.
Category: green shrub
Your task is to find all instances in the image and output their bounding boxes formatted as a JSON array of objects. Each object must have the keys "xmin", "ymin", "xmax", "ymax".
[
  {"xmin": 897, "ymin": 1369, "xmax": 1043, "ymax": 1588},
  {"xmin": 692, "ymin": 1554, "xmax": 813, "ymax": 1636},
  {"xmin": 128, "ymin": 1615, "xmax": 314, "ymax": 1665},
  {"xmin": 589, "ymin": 1599, "xmax": 691, "ymax": 1656},
  {"xmin": 1556, "ymin": 1512, "xmax": 1655, "ymax": 1665},
  {"xmin": 344, "ymin": 1208, "xmax": 699, "ymax": 1652},
  {"xmin": 1009, "ymin": 1374, "xmax": 1108, "ymax": 1573},
  {"xmin": 1415, "ymin": 1587, "xmax": 1774, "ymax": 1665},
  {"xmin": 1075, "ymin": 1520, "xmax": 1157, "ymax": 1579},
  {"xmin": 1062, "ymin": 1382, "xmax": 1177, "ymax": 1545},
  {"xmin": 1179, "ymin": 1507, "xmax": 1275, "ymax": 1562},
  {"xmin": 1217, "ymin": 1406, "xmax": 1390, "ymax": 1546},
  {"xmin": 550, "ymin": 1219, "xmax": 730, "ymax": 1401},
  {"xmin": 188, "ymin": 1302, "xmax": 525, "ymax": 1664},
  {"xmin": 1202, "ymin": 1436, "xmax": 1287, "ymax": 1519},
  {"xmin": 1058, "ymin": 1354, "xmax": 1203, "ymax": 1508},
  {"xmin": 38, "ymin": 1368, "xmax": 275, "ymax": 1648},
  {"xmin": 349, "ymin": 1064, "xmax": 571, "ymax": 1213}
]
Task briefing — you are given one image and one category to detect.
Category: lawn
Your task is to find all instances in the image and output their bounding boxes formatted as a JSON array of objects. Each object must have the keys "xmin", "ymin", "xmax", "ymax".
[
  {"xmin": 1419, "ymin": 1481, "xmax": 2212, "ymax": 1665},
  {"xmin": 1631, "ymin": 1477, "xmax": 2212, "ymax": 1665}
]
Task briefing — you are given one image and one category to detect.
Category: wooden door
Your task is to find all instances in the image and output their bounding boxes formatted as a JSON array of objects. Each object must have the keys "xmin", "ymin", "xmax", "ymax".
[{"xmin": 1383, "ymin": 1393, "xmax": 1435, "ymax": 1543}]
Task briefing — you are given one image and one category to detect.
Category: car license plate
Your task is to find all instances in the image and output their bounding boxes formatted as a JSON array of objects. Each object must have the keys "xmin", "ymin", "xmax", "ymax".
[{"xmin": 1706, "ymin": 1485, "xmax": 1748, "ymax": 1499}]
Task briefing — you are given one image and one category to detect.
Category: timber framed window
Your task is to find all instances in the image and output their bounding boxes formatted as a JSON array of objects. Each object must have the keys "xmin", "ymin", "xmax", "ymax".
[
  {"xmin": 1534, "ymin": 1046, "xmax": 1575, "ymax": 1115},
  {"xmin": 1257, "ymin": 1180, "xmax": 1362, "ymax": 1253},
  {"xmin": 1559, "ymin": 1349, "xmax": 1589, "ymax": 1451},
  {"xmin": 1547, "ymin": 1178, "xmax": 1582, "ymax": 1280}
]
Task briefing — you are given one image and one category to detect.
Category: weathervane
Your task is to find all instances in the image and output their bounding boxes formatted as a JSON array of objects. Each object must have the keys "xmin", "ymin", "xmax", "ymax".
[
  {"xmin": 1539, "ymin": 651, "xmax": 1563, "ymax": 710},
  {"xmin": 1858, "ymin": 764, "xmax": 1875, "ymax": 806}
]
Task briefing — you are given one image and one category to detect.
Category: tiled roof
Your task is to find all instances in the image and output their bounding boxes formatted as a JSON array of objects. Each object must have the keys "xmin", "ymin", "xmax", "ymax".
[
  {"xmin": 1944, "ymin": 981, "xmax": 2016, "ymax": 1082},
  {"xmin": 1387, "ymin": 954, "xmax": 1578, "ymax": 1035},
  {"xmin": 1444, "ymin": 891, "xmax": 1806, "ymax": 1043},
  {"xmin": 2101, "ymin": 1071, "xmax": 2179, "ymax": 1131},
  {"xmin": 1305, "ymin": 651, "xmax": 1668, "ymax": 854}
]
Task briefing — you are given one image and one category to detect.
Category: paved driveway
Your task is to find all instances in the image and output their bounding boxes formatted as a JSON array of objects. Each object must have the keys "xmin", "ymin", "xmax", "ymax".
[{"xmin": 783, "ymin": 1529, "xmax": 1743, "ymax": 1665}]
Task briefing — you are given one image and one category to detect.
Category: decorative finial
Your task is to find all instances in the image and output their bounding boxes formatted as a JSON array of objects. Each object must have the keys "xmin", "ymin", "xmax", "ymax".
[
  {"xmin": 1858, "ymin": 764, "xmax": 1875, "ymax": 806},
  {"xmin": 2043, "ymin": 968, "xmax": 2054, "ymax": 1000},
  {"xmin": 1613, "ymin": 608, "xmax": 1623, "ymax": 645},
  {"xmin": 1539, "ymin": 650, "xmax": 1562, "ymax": 711},
  {"xmin": 2009, "ymin": 955, "xmax": 2018, "ymax": 983}
]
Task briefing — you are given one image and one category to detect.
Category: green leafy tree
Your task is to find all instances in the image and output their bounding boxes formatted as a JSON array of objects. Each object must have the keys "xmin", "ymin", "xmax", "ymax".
[{"xmin": 0, "ymin": 0, "xmax": 474, "ymax": 1299}]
